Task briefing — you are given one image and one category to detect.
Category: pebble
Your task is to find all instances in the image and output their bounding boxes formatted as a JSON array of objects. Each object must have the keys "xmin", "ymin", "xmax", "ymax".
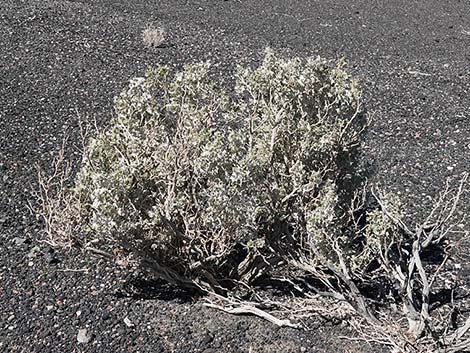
[
  {"xmin": 12, "ymin": 237, "xmax": 26, "ymax": 246},
  {"xmin": 124, "ymin": 317, "xmax": 134, "ymax": 328},
  {"xmin": 44, "ymin": 251, "xmax": 60, "ymax": 265},
  {"xmin": 27, "ymin": 246, "xmax": 41, "ymax": 258},
  {"xmin": 201, "ymin": 334, "xmax": 213, "ymax": 345},
  {"xmin": 77, "ymin": 328, "xmax": 91, "ymax": 344}
]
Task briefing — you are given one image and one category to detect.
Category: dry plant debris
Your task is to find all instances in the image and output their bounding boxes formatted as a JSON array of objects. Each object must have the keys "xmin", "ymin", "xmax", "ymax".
[{"xmin": 142, "ymin": 24, "xmax": 165, "ymax": 48}]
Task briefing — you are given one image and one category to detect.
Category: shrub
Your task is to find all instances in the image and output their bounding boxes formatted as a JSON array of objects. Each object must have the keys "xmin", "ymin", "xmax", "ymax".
[
  {"xmin": 142, "ymin": 24, "xmax": 165, "ymax": 48},
  {"xmin": 37, "ymin": 49, "xmax": 470, "ymax": 352},
  {"xmin": 66, "ymin": 49, "xmax": 366, "ymax": 290}
]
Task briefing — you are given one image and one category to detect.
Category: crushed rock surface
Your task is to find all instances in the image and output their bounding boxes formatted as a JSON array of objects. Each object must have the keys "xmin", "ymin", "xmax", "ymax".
[{"xmin": 1, "ymin": 0, "xmax": 470, "ymax": 352}]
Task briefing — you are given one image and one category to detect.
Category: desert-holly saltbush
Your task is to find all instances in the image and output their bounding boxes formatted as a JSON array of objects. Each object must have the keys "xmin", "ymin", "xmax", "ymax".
[
  {"xmin": 39, "ymin": 49, "xmax": 470, "ymax": 351},
  {"xmin": 67, "ymin": 49, "xmax": 369, "ymax": 289}
]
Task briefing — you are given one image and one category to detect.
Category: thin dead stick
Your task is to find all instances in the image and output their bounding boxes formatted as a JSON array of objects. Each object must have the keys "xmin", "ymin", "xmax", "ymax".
[
  {"xmin": 85, "ymin": 246, "xmax": 114, "ymax": 259},
  {"xmin": 449, "ymin": 316, "xmax": 470, "ymax": 343},
  {"xmin": 204, "ymin": 302, "xmax": 300, "ymax": 328},
  {"xmin": 372, "ymin": 188, "xmax": 414, "ymax": 237},
  {"xmin": 56, "ymin": 268, "xmax": 90, "ymax": 273}
]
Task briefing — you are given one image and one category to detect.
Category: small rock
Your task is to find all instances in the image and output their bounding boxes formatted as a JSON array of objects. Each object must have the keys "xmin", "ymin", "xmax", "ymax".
[
  {"xmin": 201, "ymin": 334, "xmax": 213, "ymax": 345},
  {"xmin": 77, "ymin": 328, "xmax": 91, "ymax": 344},
  {"xmin": 12, "ymin": 237, "xmax": 26, "ymax": 246},
  {"xmin": 101, "ymin": 310, "xmax": 111, "ymax": 320},
  {"xmin": 27, "ymin": 246, "xmax": 41, "ymax": 258},
  {"xmin": 44, "ymin": 250, "xmax": 60, "ymax": 265},
  {"xmin": 124, "ymin": 317, "xmax": 134, "ymax": 328}
]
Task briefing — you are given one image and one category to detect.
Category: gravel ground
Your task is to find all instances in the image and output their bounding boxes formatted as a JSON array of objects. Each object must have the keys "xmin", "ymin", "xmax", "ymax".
[{"xmin": 1, "ymin": 0, "xmax": 470, "ymax": 352}]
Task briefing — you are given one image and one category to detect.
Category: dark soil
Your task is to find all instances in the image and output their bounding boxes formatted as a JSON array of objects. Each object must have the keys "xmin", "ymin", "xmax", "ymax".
[{"xmin": 1, "ymin": 0, "xmax": 469, "ymax": 352}]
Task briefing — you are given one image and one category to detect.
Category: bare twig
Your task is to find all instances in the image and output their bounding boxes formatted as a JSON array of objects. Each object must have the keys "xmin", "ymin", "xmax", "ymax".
[{"xmin": 204, "ymin": 302, "xmax": 300, "ymax": 328}]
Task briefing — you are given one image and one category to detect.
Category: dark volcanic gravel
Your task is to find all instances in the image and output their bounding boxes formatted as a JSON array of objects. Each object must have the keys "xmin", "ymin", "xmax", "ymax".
[{"xmin": 1, "ymin": 0, "xmax": 470, "ymax": 352}]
